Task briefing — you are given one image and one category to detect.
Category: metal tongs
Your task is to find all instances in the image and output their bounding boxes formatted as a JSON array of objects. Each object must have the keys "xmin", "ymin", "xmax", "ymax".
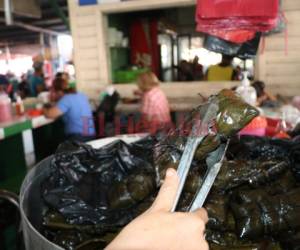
[{"xmin": 171, "ymin": 102, "xmax": 229, "ymax": 212}]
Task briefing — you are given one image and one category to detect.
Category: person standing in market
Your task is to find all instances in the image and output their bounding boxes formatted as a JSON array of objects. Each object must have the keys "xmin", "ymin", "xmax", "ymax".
[
  {"xmin": 28, "ymin": 65, "xmax": 46, "ymax": 97},
  {"xmin": 18, "ymin": 74, "xmax": 30, "ymax": 99},
  {"xmin": 0, "ymin": 74, "xmax": 9, "ymax": 95},
  {"xmin": 252, "ymin": 80, "xmax": 277, "ymax": 107},
  {"xmin": 43, "ymin": 77, "xmax": 96, "ymax": 142},
  {"xmin": 206, "ymin": 54, "xmax": 237, "ymax": 81},
  {"xmin": 192, "ymin": 56, "xmax": 204, "ymax": 80},
  {"xmin": 178, "ymin": 60, "xmax": 194, "ymax": 81},
  {"xmin": 135, "ymin": 71, "xmax": 171, "ymax": 132}
]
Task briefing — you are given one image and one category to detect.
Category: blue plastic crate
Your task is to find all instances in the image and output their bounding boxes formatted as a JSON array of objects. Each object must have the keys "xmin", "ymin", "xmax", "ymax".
[{"xmin": 79, "ymin": 0, "xmax": 97, "ymax": 5}]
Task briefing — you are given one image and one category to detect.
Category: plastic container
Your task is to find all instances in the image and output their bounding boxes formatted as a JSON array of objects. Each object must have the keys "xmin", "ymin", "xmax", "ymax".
[
  {"xmin": 239, "ymin": 116, "xmax": 267, "ymax": 137},
  {"xmin": 236, "ymin": 71, "xmax": 257, "ymax": 106},
  {"xmin": 115, "ymin": 68, "xmax": 148, "ymax": 83},
  {"xmin": 38, "ymin": 92, "xmax": 50, "ymax": 104},
  {"xmin": 15, "ymin": 95, "xmax": 25, "ymax": 116},
  {"xmin": 0, "ymin": 94, "xmax": 12, "ymax": 123},
  {"xmin": 281, "ymin": 105, "xmax": 300, "ymax": 128}
]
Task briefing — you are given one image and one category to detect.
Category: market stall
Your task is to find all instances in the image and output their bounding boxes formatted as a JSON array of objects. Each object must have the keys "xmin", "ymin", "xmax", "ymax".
[
  {"xmin": 68, "ymin": 0, "xmax": 300, "ymax": 98},
  {"xmin": 1, "ymin": 0, "xmax": 300, "ymax": 250}
]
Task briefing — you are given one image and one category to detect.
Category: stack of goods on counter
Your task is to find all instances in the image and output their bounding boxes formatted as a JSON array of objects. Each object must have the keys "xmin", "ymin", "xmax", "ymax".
[
  {"xmin": 0, "ymin": 93, "xmax": 12, "ymax": 123},
  {"xmin": 40, "ymin": 90, "xmax": 300, "ymax": 249},
  {"xmin": 205, "ymin": 135, "xmax": 300, "ymax": 250},
  {"xmin": 196, "ymin": 0, "xmax": 285, "ymax": 59}
]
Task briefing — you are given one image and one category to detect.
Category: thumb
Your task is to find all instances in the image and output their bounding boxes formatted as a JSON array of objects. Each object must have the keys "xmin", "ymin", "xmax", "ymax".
[{"xmin": 151, "ymin": 168, "xmax": 179, "ymax": 212}]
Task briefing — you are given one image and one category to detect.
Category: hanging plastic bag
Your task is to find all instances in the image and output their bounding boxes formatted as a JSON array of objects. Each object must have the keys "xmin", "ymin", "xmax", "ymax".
[
  {"xmin": 196, "ymin": 0, "xmax": 278, "ymax": 19},
  {"xmin": 196, "ymin": 0, "xmax": 279, "ymax": 43},
  {"xmin": 198, "ymin": 28, "xmax": 256, "ymax": 44},
  {"xmin": 203, "ymin": 33, "xmax": 261, "ymax": 59},
  {"xmin": 42, "ymin": 137, "xmax": 157, "ymax": 225},
  {"xmin": 260, "ymin": 0, "xmax": 286, "ymax": 36}
]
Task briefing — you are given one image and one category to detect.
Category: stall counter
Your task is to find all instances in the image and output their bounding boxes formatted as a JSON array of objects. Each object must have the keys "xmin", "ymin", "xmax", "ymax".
[
  {"xmin": 0, "ymin": 115, "xmax": 54, "ymax": 141},
  {"xmin": 0, "ymin": 115, "xmax": 65, "ymax": 193},
  {"xmin": 0, "ymin": 115, "xmax": 54, "ymax": 168}
]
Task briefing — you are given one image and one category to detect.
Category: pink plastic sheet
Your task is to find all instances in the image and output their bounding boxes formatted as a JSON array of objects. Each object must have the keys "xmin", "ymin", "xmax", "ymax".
[{"xmin": 196, "ymin": 0, "xmax": 279, "ymax": 43}]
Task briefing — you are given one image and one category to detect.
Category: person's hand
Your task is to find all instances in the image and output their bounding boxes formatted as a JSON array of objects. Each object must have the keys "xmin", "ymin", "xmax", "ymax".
[
  {"xmin": 256, "ymin": 95, "xmax": 268, "ymax": 106},
  {"xmin": 42, "ymin": 105, "xmax": 62, "ymax": 119},
  {"xmin": 106, "ymin": 168, "xmax": 209, "ymax": 250}
]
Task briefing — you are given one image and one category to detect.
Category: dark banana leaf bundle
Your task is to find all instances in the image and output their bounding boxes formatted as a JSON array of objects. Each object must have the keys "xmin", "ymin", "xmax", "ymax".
[
  {"xmin": 210, "ymin": 242, "xmax": 282, "ymax": 250},
  {"xmin": 43, "ymin": 198, "xmax": 155, "ymax": 250},
  {"xmin": 205, "ymin": 171, "xmax": 296, "ymax": 234},
  {"xmin": 203, "ymin": 136, "xmax": 300, "ymax": 250},
  {"xmin": 41, "ymin": 89, "xmax": 263, "ymax": 249},
  {"xmin": 227, "ymin": 135, "xmax": 300, "ymax": 182},
  {"xmin": 212, "ymin": 160, "xmax": 290, "ymax": 192},
  {"xmin": 42, "ymin": 138, "xmax": 158, "ymax": 249},
  {"xmin": 171, "ymin": 133, "xmax": 300, "ymax": 249},
  {"xmin": 230, "ymin": 188, "xmax": 300, "ymax": 240},
  {"xmin": 228, "ymin": 136, "xmax": 294, "ymax": 161},
  {"xmin": 207, "ymin": 230, "xmax": 282, "ymax": 250},
  {"xmin": 279, "ymin": 231, "xmax": 300, "ymax": 250},
  {"xmin": 154, "ymin": 89, "xmax": 259, "ymax": 182},
  {"xmin": 215, "ymin": 89, "xmax": 259, "ymax": 137}
]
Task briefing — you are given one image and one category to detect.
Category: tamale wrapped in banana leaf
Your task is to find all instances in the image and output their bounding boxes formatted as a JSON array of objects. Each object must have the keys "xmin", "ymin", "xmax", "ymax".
[
  {"xmin": 206, "ymin": 195, "xmax": 229, "ymax": 230},
  {"xmin": 194, "ymin": 134, "xmax": 221, "ymax": 161},
  {"xmin": 207, "ymin": 230, "xmax": 282, "ymax": 250},
  {"xmin": 228, "ymin": 135, "xmax": 300, "ymax": 182},
  {"xmin": 231, "ymin": 188, "xmax": 300, "ymax": 240},
  {"xmin": 215, "ymin": 89, "xmax": 259, "ymax": 137},
  {"xmin": 212, "ymin": 160, "xmax": 290, "ymax": 192},
  {"xmin": 210, "ymin": 242, "xmax": 282, "ymax": 250},
  {"xmin": 227, "ymin": 136, "xmax": 293, "ymax": 161},
  {"xmin": 204, "ymin": 136, "xmax": 300, "ymax": 249},
  {"xmin": 279, "ymin": 231, "xmax": 300, "ymax": 250},
  {"xmin": 154, "ymin": 89, "xmax": 258, "ymax": 182},
  {"xmin": 182, "ymin": 165, "xmax": 206, "ymax": 194},
  {"xmin": 289, "ymin": 142, "xmax": 300, "ymax": 182},
  {"xmin": 108, "ymin": 171, "xmax": 155, "ymax": 209}
]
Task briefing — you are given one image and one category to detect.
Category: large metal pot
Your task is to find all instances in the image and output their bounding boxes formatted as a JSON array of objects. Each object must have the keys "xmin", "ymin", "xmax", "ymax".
[
  {"xmin": 18, "ymin": 135, "xmax": 143, "ymax": 250},
  {"xmin": 20, "ymin": 156, "xmax": 64, "ymax": 250}
]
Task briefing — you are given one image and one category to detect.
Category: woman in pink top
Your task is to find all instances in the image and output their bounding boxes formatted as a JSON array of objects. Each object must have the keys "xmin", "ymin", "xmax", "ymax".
[{"xmin": 136, "ymin": 72, "xmax": 171, "ymax": 131}]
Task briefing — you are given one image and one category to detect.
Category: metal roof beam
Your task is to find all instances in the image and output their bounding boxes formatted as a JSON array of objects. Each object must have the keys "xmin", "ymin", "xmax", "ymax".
[
  {"xmin": 0, "ymin": 17, "xmax": 67, "ymax": 36},
  {"xmin": 30, "ymin": 18, "xmax": 62, "ymax": 26},
  {"xmin": 48, "ymin": 0, "xmax": 69, "ymax": 30}
]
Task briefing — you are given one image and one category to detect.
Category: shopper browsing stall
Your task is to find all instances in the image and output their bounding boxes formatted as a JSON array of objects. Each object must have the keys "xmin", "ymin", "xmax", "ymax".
[
  {"xmin": 206, "ymin": 55, "xmax": 237, "ymax": 81},
  {"xmin": 28, "ymin": 66, "xmax": 46, "ymax": 97},
  {"xmin": 252, "ymin": 81, "xmax": 277, "ymax": 107},
  {"xmin": 136, "ymin": 72, "xmax": 171, "ymax": 130},
  {"xmin": 44, "ymin": 77, "xmax": 95, "ymax": 142}
]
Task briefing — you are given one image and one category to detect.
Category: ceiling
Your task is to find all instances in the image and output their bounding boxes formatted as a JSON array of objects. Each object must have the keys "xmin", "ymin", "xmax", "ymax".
[{"xmin": 0, "ymin": 0, "xmax": 69, "ymax": 47}]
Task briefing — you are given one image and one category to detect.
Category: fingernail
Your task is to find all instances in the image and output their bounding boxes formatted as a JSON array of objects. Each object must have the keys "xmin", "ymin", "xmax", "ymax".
[{"xmin": 166, "ymin": 168, "xmax": 176, "ymax": 177}]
